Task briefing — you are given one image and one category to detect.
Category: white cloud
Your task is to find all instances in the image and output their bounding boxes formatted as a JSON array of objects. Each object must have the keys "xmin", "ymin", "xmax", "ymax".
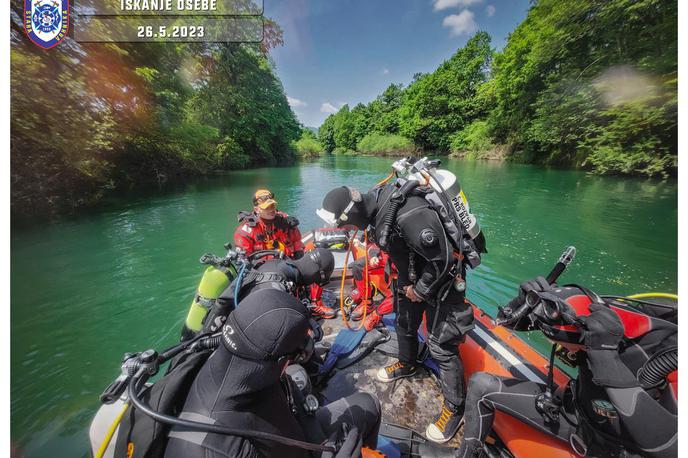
[
  {"xmin": 320, "ymin": 102, "xmax": 339, "ymax": 114},
  {"xmin": 442, "ymin": 10, "xmax": 478, "ymax": 36},
  {"xmin": 382, "ymin": 68, "xmax": 390, "ymax": 75},
  {"xmin": 486, "ymin": 4, "xmax": 495, "ymax": 17},
  {"xmin": 433, "ymin": 0, "xmax": 482, "ymax": 12},
  {"xmin": 287, "ymin": 96, "xmax": 307, "ymax": 108}
]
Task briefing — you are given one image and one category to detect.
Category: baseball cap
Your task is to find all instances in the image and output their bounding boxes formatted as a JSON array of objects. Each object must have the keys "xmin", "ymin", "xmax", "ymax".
[{"xmin": 253, "ymin": 189, "xmax": 277, "ymax": 209}]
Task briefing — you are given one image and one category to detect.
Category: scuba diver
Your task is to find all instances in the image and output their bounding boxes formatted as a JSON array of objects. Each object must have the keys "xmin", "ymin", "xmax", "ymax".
[
  {"xmin": 456, "ymin": 277, "xmax": 678, "ymax": 458},
  {"xmin": 234, "ymin": 189, "xmax": 305, "ymax": 259},
  {"xmin": 347, "ymin": 238, "xmax": 394, "ymax": 332},
  {"xmin": 202, "ymin": 247, "xmax": 336, "ymax": 334},
  {"xmin": 164, "ymin": 288, "xmax": 382, "ymax": 458},
  {"xmin": 317, "ymin": 158, "xmax": 487, "ymax": 444},
  {"xmin": 235, "ymin": 189, "xmax": 337, "ymax": 319}
]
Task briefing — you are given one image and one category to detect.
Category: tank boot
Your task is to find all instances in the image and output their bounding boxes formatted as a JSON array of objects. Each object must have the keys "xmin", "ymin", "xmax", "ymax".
[
  {"xmin": 376, "ymin": 360, "xmax": 417, "ymax": 382},
  {"xmin": 425, "ymin": 402, "xmax": 464, "ymax": 444},
  {"xmin": 309, "ymin": 300, "xmax": 337, "ymax": 319}
]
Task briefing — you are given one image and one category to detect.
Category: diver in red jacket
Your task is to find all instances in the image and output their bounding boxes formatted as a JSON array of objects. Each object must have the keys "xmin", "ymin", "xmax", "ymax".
[
  {"xmin": 234, "ymin": 189, "xmax": 305, "ymax": 258},
  {"xmin": 234, "ymin": 189, "xmax": 336, "ymax": 319},
  {"xmin": 347, "ymin": 238, "xmax": 394, "ymax": 331},
  {"xmin": 456, "ymin": 278, "xmax": 677, "ymax": 458}
]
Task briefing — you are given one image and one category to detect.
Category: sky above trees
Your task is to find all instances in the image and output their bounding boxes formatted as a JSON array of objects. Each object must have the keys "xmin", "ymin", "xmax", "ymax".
[{"xmin": 265, "ymin": 0, "xmax": 530, "ymax": 127}]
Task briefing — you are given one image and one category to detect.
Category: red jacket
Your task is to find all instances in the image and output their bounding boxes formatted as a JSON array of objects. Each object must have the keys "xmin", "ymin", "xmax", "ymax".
[{"xmin": 234, "ymin": 211, "xmax": 304, "ymax": 258}]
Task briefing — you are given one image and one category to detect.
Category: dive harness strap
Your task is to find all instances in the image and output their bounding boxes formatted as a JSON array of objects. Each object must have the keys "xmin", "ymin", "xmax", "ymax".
[{"xmin": 240, "ymin": 271, "xmax": 292, "ymax": 294}]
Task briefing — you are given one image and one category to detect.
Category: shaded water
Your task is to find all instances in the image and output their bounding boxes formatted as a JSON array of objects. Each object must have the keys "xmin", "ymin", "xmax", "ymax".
[{"xmin": 11, "ymin": 157, "xmax": 677, "ymax": 457}]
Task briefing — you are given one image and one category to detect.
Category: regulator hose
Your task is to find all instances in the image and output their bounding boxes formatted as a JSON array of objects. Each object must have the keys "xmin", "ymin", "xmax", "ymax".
[
  {"xmin": 378, "ymin": 180, "xmax": 419, "ymax": 249},
  {"xmin": 127, "ymin": 370, "xmax": 337, "ymax": 453},
  {"xmin": 234, "ymin": 261, "xmax": 248, "ymax": 308},
  {"xmin": 638, "ymin": 346, "xmax": 678, "ymax": 389}
]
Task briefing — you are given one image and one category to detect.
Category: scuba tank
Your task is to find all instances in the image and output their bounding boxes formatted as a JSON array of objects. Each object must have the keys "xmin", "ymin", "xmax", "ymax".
[
  {"xmin": 181, "ymin": 250, "xmax": 238, "ymax": 341},
  {"xmin": 388, "ymin": 157, "xmax": 486, "ymax": 269}
]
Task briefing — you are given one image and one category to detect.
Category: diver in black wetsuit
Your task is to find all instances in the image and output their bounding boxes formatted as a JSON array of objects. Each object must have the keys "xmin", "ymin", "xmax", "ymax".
[
  {"xmin": 457, "ymin": 278, "xmax": 678, "ymax": 458},
  {"xmin": 318, "ymin": 184, "xmax": 485, "ymax": 443},
  {"xmin": 165, "ymin": 288, "xmax": 381, "ymax": 458},
  {"xmin": 202, "ymin": 248, "xmax": 335, "ymax": 334}
]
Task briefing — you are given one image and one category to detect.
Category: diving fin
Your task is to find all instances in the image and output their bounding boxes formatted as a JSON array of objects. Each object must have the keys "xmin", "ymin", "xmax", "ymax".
[
  {"xmin": 318, "ymin": 327, "xmax": 367, "ymax": 376},
  {"xmin": 335, "ymin": 328, "xmax": 391, "ymax": 370}
]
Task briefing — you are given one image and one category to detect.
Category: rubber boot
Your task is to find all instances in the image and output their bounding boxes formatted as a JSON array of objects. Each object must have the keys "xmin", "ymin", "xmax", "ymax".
[
  {"xmin": 363, "ymin": 295, "xmax": 393, "ymax": 330},
  {"xmin": 349, "ymin": 278, "xmax": 369, "ymax": 305},
  {"xmin": 363, "ymin": 310, "xmax": 381, "ymax": 331},
  {"xmin": 310, "ymin": 283, "xmax": 323, "ymax": 302},
  {"xmin": 309, "ymin": 300, "xmax": 337, "ymax": 319}
]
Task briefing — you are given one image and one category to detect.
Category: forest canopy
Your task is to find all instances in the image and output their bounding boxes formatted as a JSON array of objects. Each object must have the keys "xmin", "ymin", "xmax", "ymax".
[
  {"xmin": 11, "ymin": 0, "xmax": 678, "ymax": 219},
  {"xmin": 10, "ymin": 7, "xmax": 300, "ymax": 219},
  {"xmin": 318, "ymin": 0, "xmax": 677, "ymax": 179}
]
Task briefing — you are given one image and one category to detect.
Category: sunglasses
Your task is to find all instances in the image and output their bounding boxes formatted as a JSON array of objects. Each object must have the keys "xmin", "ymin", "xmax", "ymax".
[{"xmin": 254, "ymin": 192, "xmax": 275, "ymax": 205}]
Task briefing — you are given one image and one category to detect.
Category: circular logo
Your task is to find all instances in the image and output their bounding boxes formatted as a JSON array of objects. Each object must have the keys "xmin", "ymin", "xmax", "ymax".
[{"xmin": 32, "ymin": 4, "xmax": 61, "ymax": 34}]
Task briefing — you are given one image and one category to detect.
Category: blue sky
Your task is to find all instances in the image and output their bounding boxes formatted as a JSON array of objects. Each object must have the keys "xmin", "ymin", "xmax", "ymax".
[{"xmin": 265, "ymin": 0, "xmax": 531, "ymax": 128}]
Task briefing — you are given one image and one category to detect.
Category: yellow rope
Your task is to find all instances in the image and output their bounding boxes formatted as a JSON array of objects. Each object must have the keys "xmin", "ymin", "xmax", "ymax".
[
  {"xmin": 626, "ymin": 292, "xmax": 678, "ymax": 301},
  {"xmin": 94, "ymin": 401, "xmax": 130, "ymax": 458},
  {"xmin": 339, "ymin": 231, "xmax": 366, "ymax": 331}
]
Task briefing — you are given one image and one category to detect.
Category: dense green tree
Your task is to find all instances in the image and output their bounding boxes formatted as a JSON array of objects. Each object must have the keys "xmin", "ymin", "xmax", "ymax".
[
  {"xmin": 398, "ymin": 31, "xmax": 493, "ymax": 151},
  {"xmin": 318, "ymin": 116, "xmax": 337, "ymax": 153},
  {"xmin": 10, "ymin": 4, "xmax": 300, "ymax": 219},
  {"xmin": 319, "ymin": 0, "xmax": 676, "ymax": 177},
  {"xmin": 488, "ymin": 0, "xmax": 676, "ymax": 176}
]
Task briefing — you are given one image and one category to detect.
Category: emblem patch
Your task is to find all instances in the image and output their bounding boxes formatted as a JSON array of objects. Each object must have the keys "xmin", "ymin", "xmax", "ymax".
[{"xmin": 24, "ymin": 0, "xmax": 69, "ymax": 49}]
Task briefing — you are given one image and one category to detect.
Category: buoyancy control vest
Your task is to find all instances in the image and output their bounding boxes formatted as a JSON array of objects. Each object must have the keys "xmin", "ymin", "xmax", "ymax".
[
  {"xmin": 375, "ymin": 158, "xmax": 486, "ymax": 270},
  {"xmin": 571, "ymin": 301, "xmax": 678, "ymax": 456},
  {"xmin": 374, "ymin": 176, "xmax": 485, "ymax": 272},
  {"xmin": 113, "ymin": 349, "xmax": 214, "ymax": 458}
]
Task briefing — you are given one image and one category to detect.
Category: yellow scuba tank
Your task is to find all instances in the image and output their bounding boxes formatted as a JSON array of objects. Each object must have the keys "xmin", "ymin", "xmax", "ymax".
[{"xmin": 181, "ymin": 252, "xmax": 237, "ymax": 340}]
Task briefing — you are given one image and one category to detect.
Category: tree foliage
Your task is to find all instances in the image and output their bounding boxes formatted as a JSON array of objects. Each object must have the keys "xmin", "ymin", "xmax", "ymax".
[
  {"xmin": 319, "ymin": 0, "xmax": 676, "ymax": 177},
  {"xmin": 10, "ymin": 6, "xmax": 300, "ymax": 219},
  {"xmin": 292, "ymin": 129, "xmax": 323, "ymax": 158}
]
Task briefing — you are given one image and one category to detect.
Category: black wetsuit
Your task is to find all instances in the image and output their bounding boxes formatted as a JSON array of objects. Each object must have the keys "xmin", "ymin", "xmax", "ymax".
[
  {"xmin": 164, "ymin": 289, "xmax": 381, "ymax": 458},
  {"xmin": 457, "ymin": 305, "xmax": 678, "ymax": 458},
  {"xmin": 372, "ymin": 183, "xmax": 475, "ymax": 410},
  {"xmin": 164, "ymin": 344, "xmax": 381, "ymax": 458}
]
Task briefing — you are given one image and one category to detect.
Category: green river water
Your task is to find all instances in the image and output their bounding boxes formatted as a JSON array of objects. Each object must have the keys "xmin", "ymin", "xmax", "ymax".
[{"xmin": 10, "ymin": 157, "xmax": 677, "ymax": 457}]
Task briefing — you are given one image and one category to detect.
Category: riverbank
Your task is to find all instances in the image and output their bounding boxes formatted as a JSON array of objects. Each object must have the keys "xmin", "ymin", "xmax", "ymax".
[{"xmin": 315, "ymin": 1, "xmax": 676, "ymax": 180}]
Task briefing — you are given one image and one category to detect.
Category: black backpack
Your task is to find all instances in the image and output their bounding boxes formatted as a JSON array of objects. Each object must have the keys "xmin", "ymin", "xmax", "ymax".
[{"xmin": 113, "ymin": 349, "xmax": 212, "ymax": 458}]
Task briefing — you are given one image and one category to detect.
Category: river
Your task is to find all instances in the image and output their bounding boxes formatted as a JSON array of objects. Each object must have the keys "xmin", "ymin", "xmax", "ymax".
[{"xmin": 10, "ymin": 156, "xmax": 677, "ymax": 457}]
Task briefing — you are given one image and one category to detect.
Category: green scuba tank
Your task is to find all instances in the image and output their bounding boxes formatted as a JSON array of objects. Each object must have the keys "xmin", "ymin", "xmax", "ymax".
[{"xmin": 182, "ymin": 258, "xmax": 237, "ymax": 341}]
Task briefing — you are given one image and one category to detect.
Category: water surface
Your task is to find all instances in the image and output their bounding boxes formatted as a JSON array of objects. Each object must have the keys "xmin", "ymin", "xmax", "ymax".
[{"xmin": 11, "ymin": 157, "xmax": 677, "ymax": 457}]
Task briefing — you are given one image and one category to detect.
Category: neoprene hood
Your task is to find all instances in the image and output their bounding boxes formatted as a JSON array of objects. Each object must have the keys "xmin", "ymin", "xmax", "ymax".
[
  {"xmin": 291, "ymin": 247, "xmax": 335, "ymax": 286},
  {"xmin": 320, "ymin": 186, "xmax": 371, "ymax": 230},
  {"xmin": 222, "ymin": 289, "xmax": 310, "ymax": 361}
]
